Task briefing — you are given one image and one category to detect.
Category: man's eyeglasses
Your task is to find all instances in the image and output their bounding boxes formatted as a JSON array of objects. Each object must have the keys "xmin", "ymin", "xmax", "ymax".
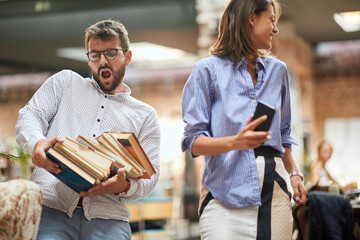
[{"xmin": 86, "ymin": 48, "xmax": 125, "ymax": 62}]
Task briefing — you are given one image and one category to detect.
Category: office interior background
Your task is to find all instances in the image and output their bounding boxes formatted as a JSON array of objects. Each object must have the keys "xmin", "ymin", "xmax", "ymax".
[{"xmin": 0, "ymin": 0, "xmax": 359, "ymax": 238}]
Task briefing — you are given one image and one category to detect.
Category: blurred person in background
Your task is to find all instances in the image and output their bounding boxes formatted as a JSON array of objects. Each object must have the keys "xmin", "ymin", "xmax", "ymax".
[
  {"xmin": 310, "ymin": 141, "xmax": 338, "ymax": 187},
  {"xmin": 309, "ymin": 141, "xmax": 350, "ymax": 194},
  {"xmin": 181, "ymin": 0, "xmax": 307, "ymax": 239},
  {"xmin": 15, "ymin": 19, "xmax": 160, "ymax": 240}
]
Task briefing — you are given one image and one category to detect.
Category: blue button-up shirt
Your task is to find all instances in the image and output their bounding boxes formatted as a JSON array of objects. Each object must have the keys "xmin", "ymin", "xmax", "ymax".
[{"xmin": 181, "ymin": 55, "xmax": 297, "ymax": 208}]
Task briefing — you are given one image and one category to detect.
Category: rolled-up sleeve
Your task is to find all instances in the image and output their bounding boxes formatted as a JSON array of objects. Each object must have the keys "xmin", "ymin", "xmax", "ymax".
[
  {"xmin": 181, "ymin": 61, "xmax": 213, "ymax": 156},
  {"xmin": 280, "ymin": 69, "xmax": 298, "ymax": 151}
]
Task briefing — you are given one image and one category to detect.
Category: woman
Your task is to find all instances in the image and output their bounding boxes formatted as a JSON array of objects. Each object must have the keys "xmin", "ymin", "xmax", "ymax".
[
  {"xmin": 181, "ymin": 0, "xmax": 307, "ymax": 239},
  {"xmin": 310, "ymin": 141, "xmax": 340, "ymax": 188}
]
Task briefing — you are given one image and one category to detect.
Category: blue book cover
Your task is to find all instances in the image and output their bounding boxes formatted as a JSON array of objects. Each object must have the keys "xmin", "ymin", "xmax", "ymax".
[{"xmin": 46, "ymin": 147, "xmax": 96, "ymax": 193}]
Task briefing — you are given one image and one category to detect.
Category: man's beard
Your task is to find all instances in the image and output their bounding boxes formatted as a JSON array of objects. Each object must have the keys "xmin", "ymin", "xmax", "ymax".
[{"xmin": 93, "ymin": 65, "xmax": 125, "ymax": 94}]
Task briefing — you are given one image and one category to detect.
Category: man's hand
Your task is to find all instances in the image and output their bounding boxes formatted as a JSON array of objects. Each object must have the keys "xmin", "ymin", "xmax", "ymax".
[
  {"xmin": 32, "ymin": 137, "xmax": 63, "ymax": 173},
  {"xmin": 291, "ymin": 176, "xmax": 307, "ymax": 205},
  {"xmin": 79, "ymin": 168, "xmax": 129, "ymax": 197},
  {"xmin": 231, "ymin": 115, "xmax": 272, "ymax": 150}
]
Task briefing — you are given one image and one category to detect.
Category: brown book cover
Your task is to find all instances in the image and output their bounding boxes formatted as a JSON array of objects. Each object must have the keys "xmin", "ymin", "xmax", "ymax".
[
  {"xmin": 110, "ymin": 132, "xmax": 156, "ymax": 179},
  {"xmin": 97, "ymin": 133, "xmax": 146, "ymax": 177}
]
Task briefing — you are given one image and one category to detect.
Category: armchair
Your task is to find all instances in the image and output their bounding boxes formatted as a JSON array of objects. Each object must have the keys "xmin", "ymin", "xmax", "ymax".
[{"xmin": 0, "ymin": 179, "xmax": 42, "ymax": 240}]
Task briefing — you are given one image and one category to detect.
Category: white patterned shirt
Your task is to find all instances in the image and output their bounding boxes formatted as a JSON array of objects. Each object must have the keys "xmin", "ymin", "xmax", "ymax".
[{"xmin": 15, "ymin": 70, "xmax": 160, "ymax": 221}]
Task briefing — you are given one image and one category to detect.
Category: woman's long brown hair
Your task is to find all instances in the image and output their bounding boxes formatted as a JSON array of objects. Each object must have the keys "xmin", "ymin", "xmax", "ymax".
[{"xmin": 210, "ymin": 0, "xmax": 281, "ymax": 63}]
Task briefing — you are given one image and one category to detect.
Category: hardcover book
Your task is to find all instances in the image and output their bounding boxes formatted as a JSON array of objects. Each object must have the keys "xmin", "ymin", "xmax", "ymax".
[
  {"xmin": 45, "ymin": 132, "xmax": 155, "ymax": 193},
  {"xmin": 110, "ymin": 132, "xmax": 155, "ymax": 179},
  {"xmin": 46, "ymin": 147, "xmax": 98, "ymax": 193}
]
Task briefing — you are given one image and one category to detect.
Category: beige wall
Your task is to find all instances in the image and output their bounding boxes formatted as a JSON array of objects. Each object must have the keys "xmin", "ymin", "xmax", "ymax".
[
  {"xmin": 0, "ymin": 91, "xmax": 33, "ymax": 144},
  {"xmin": 0, "ymin": 102, "xmax": 25, "ymax": 139}
]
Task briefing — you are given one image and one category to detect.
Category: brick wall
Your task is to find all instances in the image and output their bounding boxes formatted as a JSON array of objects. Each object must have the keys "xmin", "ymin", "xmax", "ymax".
[
  {"xmin": 313, "ymin": 41, "xmax": 360, "ymax": 153},
  {"xmin": 314, "ymin": 76, "xmax": 360, "ymax": 145}
]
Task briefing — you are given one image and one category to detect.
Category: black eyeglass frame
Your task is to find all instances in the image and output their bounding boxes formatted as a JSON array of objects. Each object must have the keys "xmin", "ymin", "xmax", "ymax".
[{"xmin": 86, "ymin": 48, "xmax": 126, "ymax": 62}]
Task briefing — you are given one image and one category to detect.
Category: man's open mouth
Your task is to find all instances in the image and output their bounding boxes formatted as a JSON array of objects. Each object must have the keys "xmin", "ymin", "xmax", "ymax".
[{"xmin": 101, "ymin": 69, "xmax": 111, "ymax": 78}]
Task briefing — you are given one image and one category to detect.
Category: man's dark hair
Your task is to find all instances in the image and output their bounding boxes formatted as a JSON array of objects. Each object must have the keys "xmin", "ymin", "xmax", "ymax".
[{"xmin": 84, "ymin": 19, "xmax": 130, "ymax": 51}]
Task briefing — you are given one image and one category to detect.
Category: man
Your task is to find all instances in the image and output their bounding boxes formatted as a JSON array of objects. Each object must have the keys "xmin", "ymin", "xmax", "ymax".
[{"xmin": 15, "ymin": 20, "xmax": 160, "ymax": 240}]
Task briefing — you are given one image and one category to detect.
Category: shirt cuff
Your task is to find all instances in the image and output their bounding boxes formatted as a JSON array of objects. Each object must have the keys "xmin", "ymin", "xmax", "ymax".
[
  {"xmin": 28, "ymin": 135, "xmax": 46, "ymax": 154},
  {"xmin": 281, "ymin": 135, "xmax": 298, "ymax": 147},
  {"xmin": 182, "ymin": 132, "xmax": 209, "ymax": 157},
  {"xmin": 123, "ymin": 178, "xmax": 138, "ymax": 197}
]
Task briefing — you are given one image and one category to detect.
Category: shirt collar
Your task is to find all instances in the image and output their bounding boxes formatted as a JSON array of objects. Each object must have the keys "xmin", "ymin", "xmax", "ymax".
[
  {"xmin": 256, "ymin": 57, "xmax": 265, "ymax": 71},
  {"xmin": 235, "ymin": 56, "xmax": 265, "ymax": 72},
  {"xmin": 91, "ymin": 77, "xmax": 132, "ymax": 97}
]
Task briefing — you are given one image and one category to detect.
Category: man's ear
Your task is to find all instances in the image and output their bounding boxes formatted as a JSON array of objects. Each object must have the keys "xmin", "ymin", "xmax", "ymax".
[
  {"xmin": 249, "ymin": 12, "xmax": 256, "ymax": 27},
  {"xmin": 125, "ymin": 50, "xmax": 132, "ymax": 66}
]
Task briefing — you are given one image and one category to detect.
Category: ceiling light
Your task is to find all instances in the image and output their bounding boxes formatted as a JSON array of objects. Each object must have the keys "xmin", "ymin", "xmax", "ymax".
[
  {"xmin": 333, "ymin": 11, "xmax": 360, "ymax": 32},
  {"xmin": 131, "ymin": 42, "xmax": 191, "ymax": 62},
  {"xmin": 34, "ymin": 1, "xmax": 51, "ymax": 13}
]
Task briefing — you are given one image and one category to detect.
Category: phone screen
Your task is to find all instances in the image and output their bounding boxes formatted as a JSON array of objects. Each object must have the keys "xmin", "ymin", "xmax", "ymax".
[{"xmin": 252, "ymin": 101, "xmax": 275, "ymax": 131}]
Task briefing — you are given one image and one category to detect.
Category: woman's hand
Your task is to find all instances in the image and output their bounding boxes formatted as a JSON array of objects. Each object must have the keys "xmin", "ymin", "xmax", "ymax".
[
  {"xmin": 192, "ymin": 115, "xmax": 272, "ymax": 156},
  {"xmin": 291, "ymin": 176, "xmax": 307, "ymax": 205},
  {"xmin": 231, "ymin": 115, "xmax": 272, "ymax": 150}
]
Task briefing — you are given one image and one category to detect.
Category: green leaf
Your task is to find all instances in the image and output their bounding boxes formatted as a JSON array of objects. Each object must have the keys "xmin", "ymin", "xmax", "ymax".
[{"xmin": 0, "ymin": 152, "xmax": 23, "ymax": 161}]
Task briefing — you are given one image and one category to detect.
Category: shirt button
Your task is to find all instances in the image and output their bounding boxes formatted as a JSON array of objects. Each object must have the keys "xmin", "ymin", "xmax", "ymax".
[
  {"xmin": 252, "ymin": 99, "xmax": 256, "ymax": 103},
  {"xmin": 257, "ymin": 82, "xmax": 260, "ymax": 85},
  {"xmin": 93, "ymin": 134, "xmax": 96, "ymax": 137},
  {"xmin": 101, "ymin": 106, "xmax": 104, "ymax": 109},
  {"xmin": 97, "ymin": 119, "xmax": 100, "ymax": 122},
  {"xmin": 105, "ymin": 95, "xmax": 107, "ymax": 98}
]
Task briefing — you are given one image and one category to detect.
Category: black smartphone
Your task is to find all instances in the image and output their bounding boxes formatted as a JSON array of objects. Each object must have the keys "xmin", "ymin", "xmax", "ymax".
[{"xmin": 252, "ymin": 101, "xmax": 275, "ymax": 131}]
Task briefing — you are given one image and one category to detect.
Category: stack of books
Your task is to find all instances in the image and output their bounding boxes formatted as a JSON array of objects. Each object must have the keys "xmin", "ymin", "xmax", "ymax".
[{"xmin": 45, "ymin": 132, "xmax": 155, "ymax": 193}]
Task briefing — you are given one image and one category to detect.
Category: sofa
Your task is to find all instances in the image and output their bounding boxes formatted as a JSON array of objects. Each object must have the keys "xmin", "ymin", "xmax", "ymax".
[{"xmin": 0, "ymin": 179, "xmax": 42, "ymax": 240}]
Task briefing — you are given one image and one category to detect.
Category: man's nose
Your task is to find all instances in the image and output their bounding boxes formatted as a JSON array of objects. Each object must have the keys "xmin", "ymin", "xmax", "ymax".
[{"xmin": 99, "ymin": 53, "xmax": 109, "ymax": 65}]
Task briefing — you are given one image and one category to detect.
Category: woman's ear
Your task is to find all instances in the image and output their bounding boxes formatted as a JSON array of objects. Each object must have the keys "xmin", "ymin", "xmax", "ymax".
[{"xmin": 249, "ymin": 12, "xmax": 256, "ymax": 27}]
